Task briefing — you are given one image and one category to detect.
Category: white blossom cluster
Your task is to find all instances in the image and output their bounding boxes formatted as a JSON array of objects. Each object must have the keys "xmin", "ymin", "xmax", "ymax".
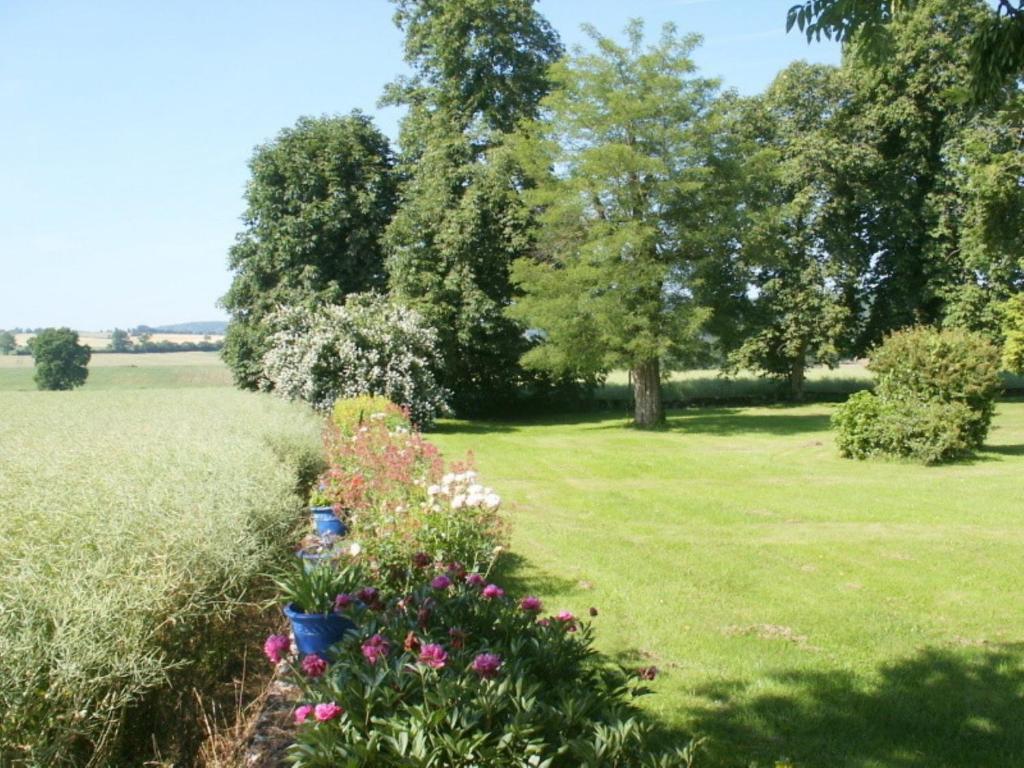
[
  {"xmin": 426, "ymin": 471, "xmax": 501, "ymax": 512},
  {"xmin": 260, "ymin": 293, "xmax": 449, "ymax": 426}
]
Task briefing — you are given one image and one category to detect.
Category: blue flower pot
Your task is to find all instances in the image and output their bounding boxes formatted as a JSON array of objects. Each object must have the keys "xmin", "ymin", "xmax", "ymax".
[
  {"xmin": 311, "ymin": 506, "xmax": 347, "ymax": 537},
  {"xmin": 283, "ymin": 603, "xmax": 355, "ymax": 658}
]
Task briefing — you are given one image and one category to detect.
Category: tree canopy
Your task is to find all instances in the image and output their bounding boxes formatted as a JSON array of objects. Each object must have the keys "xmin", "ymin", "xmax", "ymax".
[{"xmin": 30, "ymin": 328, "xmax": 91, "ymax": 391}]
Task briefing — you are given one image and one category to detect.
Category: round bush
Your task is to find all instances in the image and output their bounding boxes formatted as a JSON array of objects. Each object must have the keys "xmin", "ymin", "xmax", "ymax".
[
  {"xmin": 261, "ymin": 293, "xmax": 448, "ymax": 426},
  {"xmin": 869, "ymin": 325, "xmax": 1002, "ymax": 448}
]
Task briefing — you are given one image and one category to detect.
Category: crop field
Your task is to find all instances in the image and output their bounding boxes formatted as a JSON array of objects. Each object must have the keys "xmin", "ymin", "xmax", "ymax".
[
  {"xmin": 0, "ymin": 388, "xmax": 321, "ymax": 765},
  {"xmin": 0, "ymin": 351, "xmax": 232, "ymax": 391},
  {"xmin": 431, "ymin": 401, "xmax": 1024, "ymax": 767}
]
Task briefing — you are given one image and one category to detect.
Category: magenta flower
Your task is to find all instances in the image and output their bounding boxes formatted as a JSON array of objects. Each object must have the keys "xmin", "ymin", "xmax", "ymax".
[
  {"xmin": 334, "ymin": 593, "xmax": 354, "ymax": 611},
  {"xmin": 263, "ymin": 634, "xmax": 290, "ymax": 664},
  {"xmin": 418, "ymin": 643, "xmax": 448, "ymax": 669},
  {"xmin": 314, "ymin": 702, "xmax": 344, "ymax": 722},
  {"xmin": 481, "ymin": 584, "xmax": 505, "ymax": 600},
  {"xmin": 471, "ymin": 652, "xmax": 503, "ymax": 680},
  {"xmin": 430, "ymin": 574, "xmax": 452, "ymax": 590},
  {"xmin": 520, "ymin": 596, "xmax": 543, "ymax": 613},
  {"xmin": 465, "ymin": 573, "xmax": 485, "ymax": 587},
  {"xmin": 361, "ymin": 634, "xmax": 391, "ymax": 665},
  {"xmin": 555, "ymin": 610, "xmax": 575, "ymax": 623},
  {"xmin": 301, "ymin": 653, "xmax": 328, "ymax": 678},
  {"xmin": 294, "ymin": 704, "xmax": 313, "ymax": 724}
]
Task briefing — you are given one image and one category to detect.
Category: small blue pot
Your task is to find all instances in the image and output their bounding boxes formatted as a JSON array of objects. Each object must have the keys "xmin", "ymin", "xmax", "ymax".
[
  {"xmin": 310, "ymin": 506, "xmax": 347, "ymax": 537},
  {"xmin": 283, "ymin": 603, "xmax": 355, "ymax": 658}
]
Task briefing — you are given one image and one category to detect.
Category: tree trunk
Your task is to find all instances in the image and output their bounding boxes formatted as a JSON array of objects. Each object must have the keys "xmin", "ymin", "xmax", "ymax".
[
  {"xmin": 789, "ymin": 356, "xmax": 806, "ymax": 402},
  {"xmin": 631, "ymin": 359, "xmax": 664, "ymax": 428}
]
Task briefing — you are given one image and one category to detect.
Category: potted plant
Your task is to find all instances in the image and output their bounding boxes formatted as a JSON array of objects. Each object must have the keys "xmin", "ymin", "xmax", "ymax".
[
  {"xmin": 296, "ymin": 533, "xmax": 347, "ymax": 572},
  {"xmin": 275, "ymin": 561, "xmax": 361, "ymax": 658},
  {"xmin": 309, "ymin": 483, "xmax": 346, "ymax": 537}
]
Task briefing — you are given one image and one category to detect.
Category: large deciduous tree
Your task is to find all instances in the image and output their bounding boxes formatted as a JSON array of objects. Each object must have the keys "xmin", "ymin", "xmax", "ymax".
[
  {"xmin": 221, "ymin": 113, "xmax": 397, "ymax": 389},
  {"xmin": 382, "ymin": 0, "xmax": 562, "ymax": 415},
  {"xmin": 30, "ymin": 328, "xmax": 91, "ymax": 390},
  {"xmin": 724, "ymin": 63, "xmax": 859, "ymax": 400},
  {"xmin": 509, "ymin": 21, "xmax": 717, "ymax": 427}
]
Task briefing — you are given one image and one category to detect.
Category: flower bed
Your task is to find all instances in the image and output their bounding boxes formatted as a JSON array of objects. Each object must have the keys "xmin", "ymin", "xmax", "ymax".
[{"xmin": 266, "ymin": 396, "xmax": 693, "ymax": 766}]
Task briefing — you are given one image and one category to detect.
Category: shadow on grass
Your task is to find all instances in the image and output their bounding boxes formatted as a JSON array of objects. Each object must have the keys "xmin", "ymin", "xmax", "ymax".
[
  {"xmin": 688, "ymin": 644, "xmax": 1024, "ymax": 767},
  {"xmin": 982, "ymin": 443, "xmax": 1024, "ymax": 458},
  {"xmin": 665, "ymin": 408, "xmax": 833, "ymax": 437},
  {"xmin": 488, "ymin": 551, "xmax": 579, "ymax": 597}
]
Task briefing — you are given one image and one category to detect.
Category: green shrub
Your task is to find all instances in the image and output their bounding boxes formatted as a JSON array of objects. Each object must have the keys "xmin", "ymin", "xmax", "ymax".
[
  {"xmin": 834, "ymin": 326, "xmax": 1002, "ymax": 463},
  {"xmin": 869, "ymin": 325, "xmax": 1002, "ymax": 448},
  {"xmin": 0, "ymin": 390, "xmax": 321, "ymax": 766},
  {"xmin": 331, "ymin": 394, "xmax": 410, "ymax": 435},
  {"xmin": 833, "ymin": 391, "xmax": 975, "ymax": 464},
  {"xmin": 1000, "ymin": 293, "xmax": 1024, "ymax": 374}
]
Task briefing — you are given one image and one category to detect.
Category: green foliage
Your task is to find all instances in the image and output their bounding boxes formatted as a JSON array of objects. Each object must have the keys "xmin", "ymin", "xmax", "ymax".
[
  {"xmin": 869, "ymin": 325, "xmax": 1002, "ymax": 446},
  {"xmin": 332, "ymin": 395, "xmax": 410, "ymax": 436},
  {"xmin": 109, "ymin": 328, "xmax": 133, "ymax": 352},
  {"xmin": 29, "ymin": 327, "xmax": 91, "ymax": 390},
  {"xmin": 0, "ymin": 389, "xmax": 321, "ymax": 766},
  {"xmin": 282, "ymin": 576, "xmax": 696, "ymax": 767},
  {"xmin": 383, "ymin": 0, "xmax": 562, "ymax": 415},
  {"xmin": 275, "ymin": 561, "xmax": 364, "ymax": 615},
  {"xmin": 221, "ymin": 113, "xmax": 398, "ymax": 389},
  {"xmin": 510, "ymin": 21, "xmax": 717, "ymax": 425},
  {"xmin": 0, "ymin": 331, "xmax": 15, "ymax": 355},
  {"xmin": 722, "ymin": 63, "xmax": 854, "ymax": 398},
  {"xmin": 833, "ymin": 326, "xmax": 1002, "ymax": 462},
  {"xmin": 832, "ymin": 390, "xmax": 975, "ymax": 463},
  {"xmin": 1001, "ymin": 293, "xmax": 1024, "ymax": 373}
]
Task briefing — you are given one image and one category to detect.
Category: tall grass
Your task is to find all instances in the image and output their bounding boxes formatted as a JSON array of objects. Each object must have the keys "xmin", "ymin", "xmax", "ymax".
[{"xmin": 0, "ymin": 389, "xmax": 322, "ymax": 767}]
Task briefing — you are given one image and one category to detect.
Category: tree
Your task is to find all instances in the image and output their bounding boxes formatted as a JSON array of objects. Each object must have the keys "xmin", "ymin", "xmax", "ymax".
[
  {"xmin": 724, "ymin": 63, "xmax": 856, "ymax": 399},
  {"xmin": 221, "ymin": 113, "xmax": 398, "ymax": 389},
  {"xmin": 509, "ymin": 21, "xmax": 718, "ymax": 427},
  {"xmin": 30, "ymin": 328, "xmax": 91, "ymax": 390},
  {"xmin": 787, "ymin": 0, "xmax": 1024, "ymax": 101},
  {"xmin": 382, "ymin": 0, "xmax": 562, "ymax": 415},
  {"xmin": 0, "ymin": 331, "xmax": 15, "ymax": 355},
  {"xmin": 109, "ymin": 328, "xmax": 133, "ymax": 352},
  {"xmin": 1001, "ymin": 292, "xmax": 1024, "ymax": 373}
]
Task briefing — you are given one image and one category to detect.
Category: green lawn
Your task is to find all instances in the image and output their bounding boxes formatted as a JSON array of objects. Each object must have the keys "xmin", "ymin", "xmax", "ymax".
[{"xmin": 430, "ymin": 403, "xmax": 1024, "ymax": 768}]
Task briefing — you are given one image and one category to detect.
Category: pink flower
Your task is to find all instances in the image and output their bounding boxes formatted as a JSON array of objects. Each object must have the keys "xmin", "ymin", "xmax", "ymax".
[
  {"xmin": 555, "ymin": 611, "xmax": 577, "ymax": 632},
  {"xmin": 314, "ymin": 702, "xmax": 344, "ymax": 722},
  {"xmin": 520, "ymin": 596, "xmax": 543, "ymax": 613},
  {"xmin": 465, "ymin": 573, "xmax": 485, "ymax": 587},
  {"xmin": 334, "ymin": 593, "xmax": 354, "ymax": 611},
  {"xmin": 418, "ymin": 643, "xmax": 448, "ymax": 669},
  {"xmin": 301, "ymin": 653, "xmax": 328, "ymax": 678},
  {"xmin": 263, "ymin": 634, "xmax": 290, "ymax": 664},
  {"xmin": 430, "ymin": 574, "xmax": 452, "ymax": 590},
  {"xmin": 361, "ymin": 634, "xmax": 391, "ymax": 665},
  {"xmin": 470, "ymin": 652, "xmax": 503, "ymax": 680},
  {"xmin": 294, "ymin": 704, "xmax": 314, "ymax": 724},
  {"xmin": 481, "ymin": 584, "xmax": 505, "ymax": 600}
]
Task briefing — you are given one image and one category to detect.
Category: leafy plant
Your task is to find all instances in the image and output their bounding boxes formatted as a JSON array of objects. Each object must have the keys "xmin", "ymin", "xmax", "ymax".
[
  {"xmin": 332, "ymin": 395, "xmax": 410, "ymax": 436},
  {"xmin": 29, "ymin": 327, "xmax": 91, "ymax": 390},
  {"xmin": 276, "ymin": 573, "xmax": 697, "ymax": 767},
  {"xmin": 274, "ymin": 561, "xmax": 365, "ymax": 615}
]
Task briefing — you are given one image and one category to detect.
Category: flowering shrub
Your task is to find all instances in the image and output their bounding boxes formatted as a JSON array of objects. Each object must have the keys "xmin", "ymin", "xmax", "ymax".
[
  {"xmin": 332, "ymin": 395, "xmax": 410, "ymax": 435},
  {"xmin": 261, "ymin": 293, "xmax": 448, "ymax": 426},
  {"xmin": 273, "ymin": 569, "xmax": 695, "ymax": 767}
]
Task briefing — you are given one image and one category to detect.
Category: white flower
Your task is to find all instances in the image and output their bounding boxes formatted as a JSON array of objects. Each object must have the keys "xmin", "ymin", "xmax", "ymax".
[
  {"xmin": 427, "ymin": 484, "xmax": 441, "ymax": 496},
  {"xmin": 466, "ymin": 493, "xmax": 484, "ymax": 507},
  {"xmin": 467, "ymin": 483, "xmax": 485, "ymax": 496},
  {"xmin": 348, "ymin": 542, "xmax": 362, "ymax": 556},
  {"xmin": 483, "ymin": 492, "xmax": 501, "ymax": 509},
  {"xmin": 451, "ymin": 494, "xmax": 467, "ymax": 509}
]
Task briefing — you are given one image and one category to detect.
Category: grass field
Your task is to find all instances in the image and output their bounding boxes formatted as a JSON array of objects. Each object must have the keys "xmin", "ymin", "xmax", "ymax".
[
  {"xmin": 0, "ymin": 351, "xmax": 232, "ymax": 390},
  {"xmin": 0, "ymin": 388, "xmax": 321, "ymax": 765},
  {"xmin": 430, "ymin": 403, "xmax": 1024, "ymax": 767}
]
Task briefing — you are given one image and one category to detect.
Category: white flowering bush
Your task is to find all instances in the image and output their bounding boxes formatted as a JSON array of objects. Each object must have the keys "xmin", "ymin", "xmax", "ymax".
[
  {"xmin": 427, "ymin": 470, "xmax": 501, "ymax": 514},
  {"xmin": 261, "ymin": 293, "xmax": 448, "ymax": 426}
]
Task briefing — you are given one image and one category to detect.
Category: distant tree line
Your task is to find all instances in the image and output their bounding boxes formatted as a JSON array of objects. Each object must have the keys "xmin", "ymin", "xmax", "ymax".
[{"xmin": 220, "ymin": 0, "xmax": 1024, "ymax": 426}]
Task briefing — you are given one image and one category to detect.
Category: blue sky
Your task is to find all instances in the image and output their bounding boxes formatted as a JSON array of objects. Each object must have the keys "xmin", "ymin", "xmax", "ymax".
[{"xmin": 0, "ymin": 1, "xmax": 839, "ymax": 330}]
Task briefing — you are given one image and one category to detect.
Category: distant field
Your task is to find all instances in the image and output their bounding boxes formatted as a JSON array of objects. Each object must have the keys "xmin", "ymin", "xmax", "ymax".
[
  {"xmin": 0, "ymin": 352, "xmax": 231, "ymax": 390},
  {"xmin": 12, "ymin": 332, "xmax": 225, "ymax": 349}
]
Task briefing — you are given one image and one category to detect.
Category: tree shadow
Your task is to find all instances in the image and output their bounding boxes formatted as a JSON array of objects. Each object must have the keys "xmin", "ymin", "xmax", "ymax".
[
  {"xmin": 981, "ymin": 444, "xmax": 1024, "ymax": 458},
  {"xmin": 663, "ymin": 408, "xmax": 833, "ymax": 437},
  {"xmin": 688, "ymin": 644, "xmax": 1024, "ymax": 767},
  {"xmin": 487, "ymin": 551, "xmax": 579, "ymax": 598}
]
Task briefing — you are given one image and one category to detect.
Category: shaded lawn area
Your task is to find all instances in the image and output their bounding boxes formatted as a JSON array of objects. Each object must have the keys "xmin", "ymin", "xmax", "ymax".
[{"xmin": 429, "ymin": 402, "xmax": 1024, "ymax": 768}]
